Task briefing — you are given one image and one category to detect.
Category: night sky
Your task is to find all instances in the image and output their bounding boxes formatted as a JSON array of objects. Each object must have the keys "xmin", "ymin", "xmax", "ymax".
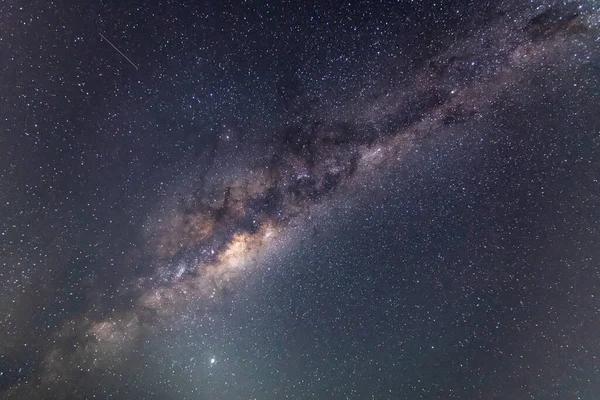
[{"xmin": 1, "ymin": 1, "xmax": 600, "ymax": 399}]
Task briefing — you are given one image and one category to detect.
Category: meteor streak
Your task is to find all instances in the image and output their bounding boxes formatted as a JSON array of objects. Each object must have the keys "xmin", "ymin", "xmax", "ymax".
[{"xmin": 99, "ymin": 32, "xmax": 139, "ymax": 70}]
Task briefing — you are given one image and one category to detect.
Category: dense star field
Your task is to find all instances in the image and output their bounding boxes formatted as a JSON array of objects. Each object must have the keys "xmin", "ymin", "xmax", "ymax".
[{"xmin": 1, "ymin": 1, "xmax": 600, "ymax": 399}]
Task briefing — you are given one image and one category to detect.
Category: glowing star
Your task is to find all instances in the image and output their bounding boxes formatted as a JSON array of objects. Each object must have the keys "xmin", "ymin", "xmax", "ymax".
[{"xmin": 210, "ymin": 357, "xmax": 216, "ymax": 365}]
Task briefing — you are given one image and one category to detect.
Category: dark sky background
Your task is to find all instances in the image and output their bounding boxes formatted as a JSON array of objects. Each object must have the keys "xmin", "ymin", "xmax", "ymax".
[{"xmin": 1, "ymin": 1, "xmax": 599, "ymax": 399}]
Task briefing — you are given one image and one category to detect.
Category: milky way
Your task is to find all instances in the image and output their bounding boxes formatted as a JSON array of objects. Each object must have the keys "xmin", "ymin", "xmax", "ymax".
[{"xmin": 1, "ymin": 1, "xmax": 599, "ymax": 399}]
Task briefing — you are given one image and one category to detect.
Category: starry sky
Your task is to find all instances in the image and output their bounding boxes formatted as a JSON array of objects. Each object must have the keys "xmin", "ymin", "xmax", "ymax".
[{"xmin": 1, "ymin": 1, "xmax": 600, "ymax": 399}]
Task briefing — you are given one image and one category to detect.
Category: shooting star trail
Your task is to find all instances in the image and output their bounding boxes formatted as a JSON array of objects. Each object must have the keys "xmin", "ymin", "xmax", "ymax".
[{"xmin": 99, "ymin": 32, "xmax": 139, "ymax": 70}]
